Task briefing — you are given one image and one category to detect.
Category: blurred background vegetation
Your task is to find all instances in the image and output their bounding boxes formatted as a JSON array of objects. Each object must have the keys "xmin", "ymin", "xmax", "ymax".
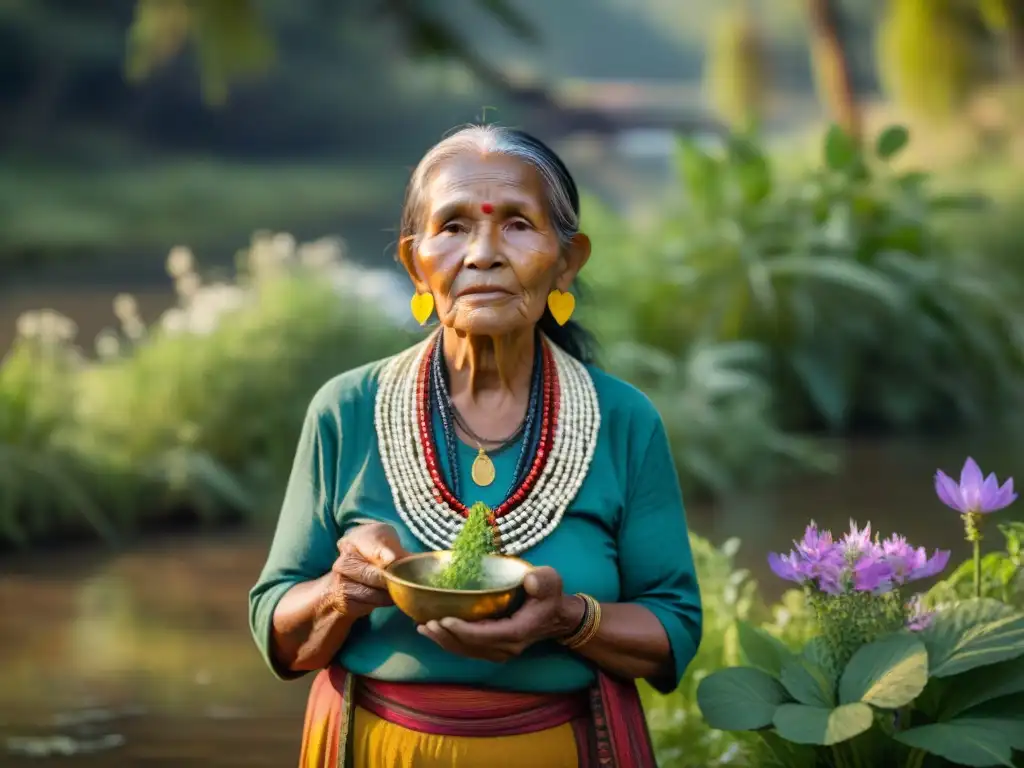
[{"xmin": 2, "ymin": 1, "xmax": 1024, "ymax": 766}]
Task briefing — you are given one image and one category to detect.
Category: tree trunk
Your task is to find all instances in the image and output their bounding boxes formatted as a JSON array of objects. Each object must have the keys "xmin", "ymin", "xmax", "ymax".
[
  {"xmin": 1007, "ymin": 5, "xmax": 1024, "ymax": 81},
  {"xmin": 806, "ymin": 0, "xmax": 862, "ymax": 141}
]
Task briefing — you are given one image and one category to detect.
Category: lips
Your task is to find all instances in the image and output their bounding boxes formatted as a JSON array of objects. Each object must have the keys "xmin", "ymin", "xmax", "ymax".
[{"xmin": 456, "ymin": 286, "xmax": 512, "ymax": 298}]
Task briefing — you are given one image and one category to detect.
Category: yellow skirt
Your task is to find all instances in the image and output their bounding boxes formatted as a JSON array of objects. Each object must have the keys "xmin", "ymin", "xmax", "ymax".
[
  {"xmin": 351, "ymin": 706, "xmax": 579, "ymax": 768},
  {"xmin": 300, "ymin": 668, "xmax": 589, "ymax": 768}
]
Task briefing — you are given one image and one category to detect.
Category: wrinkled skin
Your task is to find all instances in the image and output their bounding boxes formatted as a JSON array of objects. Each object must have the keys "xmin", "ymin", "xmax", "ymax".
[
  {"xmin": 398, "ymin": 151, "xmax": 591, "ymax": 340},
  {"xmin": 327, "ymin": 523, "xmax": 411, "ymax": 618}
]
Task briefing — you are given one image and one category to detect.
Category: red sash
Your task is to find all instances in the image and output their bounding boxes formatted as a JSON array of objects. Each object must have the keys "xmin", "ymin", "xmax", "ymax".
[{"xmin": 299, "ymin": 667, "xmax": 656, "ymax": 767}]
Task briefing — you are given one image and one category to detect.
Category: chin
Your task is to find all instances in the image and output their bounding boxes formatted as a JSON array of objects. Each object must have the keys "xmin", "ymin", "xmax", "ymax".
[{"xmin": 453, "ymin": 309, "xmax": 530, "ymax": 338}]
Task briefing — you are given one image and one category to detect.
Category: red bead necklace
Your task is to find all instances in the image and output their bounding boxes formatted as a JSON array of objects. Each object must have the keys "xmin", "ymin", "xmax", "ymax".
[{"xmin": 415, "ymin": 337, "xmax": 559, "ymax": 519}]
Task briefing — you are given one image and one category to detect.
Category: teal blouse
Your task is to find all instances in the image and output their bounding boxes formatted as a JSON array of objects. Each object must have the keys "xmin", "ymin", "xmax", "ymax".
[{"xmin": 248, "ymin": 353, "xmax": 702, "ymax": 695}]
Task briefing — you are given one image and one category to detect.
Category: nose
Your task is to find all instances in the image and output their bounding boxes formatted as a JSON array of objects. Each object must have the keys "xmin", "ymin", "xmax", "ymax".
[{"xmin": 463, "ymin": 222, "xmax": 504, "ymax": 270}]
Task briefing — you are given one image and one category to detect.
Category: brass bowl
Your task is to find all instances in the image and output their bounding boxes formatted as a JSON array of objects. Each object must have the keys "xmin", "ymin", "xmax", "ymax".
[{"xmin": 382, "ymin": 551, "xmax": 532, "ymax": 625}]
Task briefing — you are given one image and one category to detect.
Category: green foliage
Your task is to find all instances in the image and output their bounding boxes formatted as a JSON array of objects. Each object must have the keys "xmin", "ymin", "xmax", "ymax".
[
  {"xmin": 781, "ymin": 638, "xmax": 838, "ymax": 708},
  {"xmin": 876, "ymin": 125, "xmax": 911, "ymax": 160},
  {"xmin": 432, "ymin": 502, "xmax": 496, "ymax": 590},
  {"xmin": 697, "ymin": 666, "xmax": 790, "ymax": 730},
  {"xmin": 926, "ymin": 523, "xmax": 1024, "ymax": 608},
  {"xmin": 4, "ymin": 222, "xmax": 817, "ymax": 547},
  {"xmin": 918, "ymin": 598, "xmax": 1024, "ymax": 678},
  {"xmin": 642, "ymin": 536, "xmax": 816, "ymax": 767},
  {"xmin": 895, "ymin": 720, "xmax": 1020, "ymax": 768},
  {"xmin": 838, "ymin": 633, "xmax": 928, "ymax": 708},
  {"xmin": 126, "ymin": 0, "xmax": 538, "ymax": 103},
  {"xmin": 687, "ymin": 491, "xmax": 1024, "ymax": 766},
  {"xmin": 582, "ymin": 196, "xmax": 831, "ymax": 492},
  {"xmin": 696, "ymin": 580, "xmax": 1024, "ymax": 768},
  {"xmin": 773, "ymin": 701, "xmax": 874, "ymax": 746},
  {"xmin": 127, "ymin": 0, "xmax": 277, "ymax": 105},
  {"xmin": 0, "ymin": 234, "xmax": 415, "ymax": 546},
  {"xmin": 810, "ymin": 590, "xmax": 910, "ymax": 668},
  {"xmin": 0, "ymin": 333, "xmax": 119, "ymax": 544},
  {"xmin": 591, "ymin": 125, "xmax": 1024, "ymax": 434},
  {"xmin": 735, "ymin": 621, "xmax": 793, "ymax": 678}
]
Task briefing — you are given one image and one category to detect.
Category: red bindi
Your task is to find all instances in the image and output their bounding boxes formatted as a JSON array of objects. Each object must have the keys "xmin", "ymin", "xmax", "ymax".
[{"xmin": 480, "ymin": 202, "xmax": 494, "ymax": 215}]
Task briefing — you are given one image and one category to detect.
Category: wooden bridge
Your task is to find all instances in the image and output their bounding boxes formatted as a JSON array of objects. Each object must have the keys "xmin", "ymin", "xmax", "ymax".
[{"xmin": 499, "ymin": 78, "xmax": 726, "ymax": 139}]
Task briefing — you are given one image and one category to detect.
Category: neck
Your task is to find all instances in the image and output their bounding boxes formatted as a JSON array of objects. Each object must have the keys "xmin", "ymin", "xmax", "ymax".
[{"xmin": 442, "ymin": 327, "xmax": 536, "ymax": 400}]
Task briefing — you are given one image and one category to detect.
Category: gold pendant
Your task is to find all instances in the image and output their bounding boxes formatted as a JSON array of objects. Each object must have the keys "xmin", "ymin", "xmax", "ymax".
[{"xmin": 471, "ymin": 448, "xmax": 496, "ymax": 487}]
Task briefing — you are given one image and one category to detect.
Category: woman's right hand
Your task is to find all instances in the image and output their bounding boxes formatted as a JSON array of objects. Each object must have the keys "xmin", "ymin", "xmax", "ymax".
[{"xmin": 328, "ymin": 522, "xmax": 410, "ymax": 620}]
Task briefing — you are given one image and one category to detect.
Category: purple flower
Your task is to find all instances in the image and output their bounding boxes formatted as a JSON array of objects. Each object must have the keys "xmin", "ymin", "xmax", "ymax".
[
  {"xmin": 769, "ymin": 522, "xmax": 845, "ymax": 586},
  {"xmin": 769, "ymin": 520, "xmax": 950, "ymax": 596},
  {"xmin": 768, "ymin": 550, "xmax": 809, "ymax": 583},
  {"xmin": 935, "ymin": 457, "xmax": 1017, "ymax": 515},
  {"xmin": 841, "ymin": 521, "xmax": 877, "ymax": 561},
  {"xmin": 852, "ymin": 554, "xmax": 893, "ymax": 594},
  {"xmin": 881, "ymin": 534, "xmax": 950, "ymax": 585}
]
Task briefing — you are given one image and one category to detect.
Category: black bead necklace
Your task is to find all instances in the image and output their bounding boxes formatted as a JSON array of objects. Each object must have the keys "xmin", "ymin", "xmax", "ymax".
[{"xmin": 429, "ymin": 332, "xmax": 543, "ymax": 502}]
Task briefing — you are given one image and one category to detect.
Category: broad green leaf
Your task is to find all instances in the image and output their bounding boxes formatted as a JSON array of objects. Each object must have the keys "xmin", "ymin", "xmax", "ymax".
[
  {"xmin": 915, "ymin": 677, "xmax": 949, "ymax": 719},
  {"xmin": 696, "ymin": 667, "xmax": 791, "ymax": 731},
  {"xmin": 876, "ymin": 125, "xmax": 910, "ymax": 160},
  {"xmin": 766, "ymin": 257, "xmax": 906, "ymax": 310},
  {"xmin": 726, "ymin": 136, "xmax": 772, "ymax": 205},
  {"xmin": 758, "ymin": 730, "xmax": 818, "ymax": 768},
  {"xmin": 824, "ymin": 124, "xmax": 859, "ymax": 172},
  {"xmin": 953, "ymin": 717, "xmax": 1024, "ymax": 751},
  {"xmin": 921, "ymin": 599, "xmax": 1024, "ymax": 677},
  {"xmin": 957, "ymin": 693, "xmax": 1024, "ymax": 748},
  {"xmin": 675, "ymin": 139, "xmax": 720, "ymax": 210},
  {"xmin": 737, "ymin": 621, "xmax": 792, "ymax": 678},
  {"xmin": 938, "ymin": 656, "xmax": 1024, "ymax": 719},
  {"xmin": 839, "ymin": 632, "xmax": 928, "ymax": 708},
  {"xmin": 894, "ymin": 722, "xmax": 1016, "ymax": 767},
  {"xmin": 781, "ymin": 639, "xmax": 836, "ymax": 708},
  {"xmin": 772, "ymin": 702, "xmax": 873, "ymax": 746}
]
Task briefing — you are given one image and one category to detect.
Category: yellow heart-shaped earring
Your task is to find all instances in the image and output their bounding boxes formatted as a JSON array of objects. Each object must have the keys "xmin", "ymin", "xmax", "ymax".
[
  {"xmin": 547, "ymin": 289, "xmax": 575, "ymax": 326},
  {"xmin": 410, "ymin": 292, "xmax": 434, "ymax": 326}
]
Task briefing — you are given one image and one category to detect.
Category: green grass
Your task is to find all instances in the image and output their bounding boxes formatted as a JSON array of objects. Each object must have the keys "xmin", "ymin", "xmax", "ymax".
[{"xmin": 0, "ymin": 158, "xmax": 408, "ymax": 265}]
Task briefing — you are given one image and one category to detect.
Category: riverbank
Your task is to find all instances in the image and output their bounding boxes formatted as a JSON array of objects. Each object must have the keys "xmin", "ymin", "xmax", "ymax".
[{"xmin": 3, "ymin": 437, "xmax": 1020, "ymax": 767}]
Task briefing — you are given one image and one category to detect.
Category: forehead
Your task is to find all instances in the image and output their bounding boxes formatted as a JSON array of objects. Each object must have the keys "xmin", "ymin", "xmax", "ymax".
[{"xmin": 424, "ymin": 152, "xmax": 545, "ymax": 209}]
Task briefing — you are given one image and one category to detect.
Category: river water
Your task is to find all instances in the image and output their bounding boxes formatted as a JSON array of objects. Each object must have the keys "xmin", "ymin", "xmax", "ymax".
[{"xmin": 1, "ymin": 438, "xmax": 1019, "ymax": 766}]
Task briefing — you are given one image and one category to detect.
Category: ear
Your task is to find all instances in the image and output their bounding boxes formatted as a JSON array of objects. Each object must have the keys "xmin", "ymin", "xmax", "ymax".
[
  {"xmin": 555, "ymin": 232, "xmax": 591, "ymax": 292},
  {"xmin": 398, "ymin": 235, "xmax": 429, "ymax": 293}
]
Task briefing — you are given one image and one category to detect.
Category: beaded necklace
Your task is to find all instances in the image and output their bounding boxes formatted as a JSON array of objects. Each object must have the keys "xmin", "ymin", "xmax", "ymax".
[
  {"xmin": 429, "ymin": 331, "xmax": 544, "ymax": 499},
  {"xmin": 375, "ymin": 332, "xmax": 601, "ymax": 555}
]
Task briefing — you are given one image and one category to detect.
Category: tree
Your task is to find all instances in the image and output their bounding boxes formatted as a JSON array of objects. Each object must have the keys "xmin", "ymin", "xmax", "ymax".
[
  {"xmin": 127, "ymin": 0, "xmax": 539, "ymax": 104},
  {"xmin": 876, "ymin": 0, "xmax": 990, "ymax": 122},
  {"xmin": 704, "ymin": 5, "xmax": 770, "ymax": 134},
  {"xmin": 980, "ymin": 0, "xmax": 1024, "ymax": 81},
  {"xmin": 806, "ymin": 0, "xmax": 861, "ymax": 141}
]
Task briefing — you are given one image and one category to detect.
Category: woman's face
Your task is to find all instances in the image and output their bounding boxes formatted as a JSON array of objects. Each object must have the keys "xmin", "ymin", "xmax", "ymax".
[{"xmin": 400, "ymin": 151, "xmax": 590, "ymax": 337}]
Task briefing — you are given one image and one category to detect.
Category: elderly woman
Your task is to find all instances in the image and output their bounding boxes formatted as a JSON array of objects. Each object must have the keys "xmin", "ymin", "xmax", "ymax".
[{"xmin": 249, "ymin": 125, "xmax": 702, "ymax": 768}]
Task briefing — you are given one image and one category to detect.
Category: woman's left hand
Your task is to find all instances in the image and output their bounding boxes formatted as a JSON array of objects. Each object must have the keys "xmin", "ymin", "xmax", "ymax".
[{"xmin": 417, "ymin": 566, "xmax": 581, "ymax": 662}]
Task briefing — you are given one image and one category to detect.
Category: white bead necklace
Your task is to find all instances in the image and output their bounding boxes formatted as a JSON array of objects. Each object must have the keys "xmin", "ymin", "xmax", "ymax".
[{"xmin": 374, "ymin": 333, "xmax": 600, "ymax": 555}]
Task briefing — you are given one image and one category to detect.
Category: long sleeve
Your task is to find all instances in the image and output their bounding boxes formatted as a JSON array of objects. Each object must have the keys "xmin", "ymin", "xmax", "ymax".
[
  {"xmin": 248, "ymin": 393, "xmax": 342, "ymax": 680},
  {"xmin": 618, "ymin": 410, "xmax": 703, "ymax": 694}
]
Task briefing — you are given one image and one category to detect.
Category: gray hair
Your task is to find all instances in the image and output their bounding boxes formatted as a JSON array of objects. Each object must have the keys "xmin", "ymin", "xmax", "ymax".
[{"xmin": 398, "ymin": 125, "xmax": 581, "ymax": 250}]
